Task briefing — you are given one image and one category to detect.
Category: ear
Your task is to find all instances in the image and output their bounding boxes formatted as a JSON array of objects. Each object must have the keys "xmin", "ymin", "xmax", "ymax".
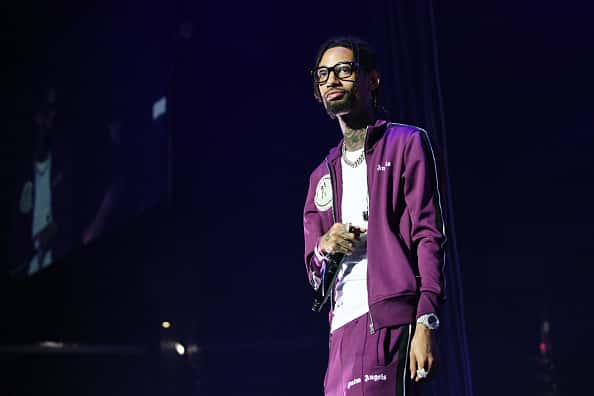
[{"xmin": 368, "ymin": 69, "xmax": 380, "ymax": 91}]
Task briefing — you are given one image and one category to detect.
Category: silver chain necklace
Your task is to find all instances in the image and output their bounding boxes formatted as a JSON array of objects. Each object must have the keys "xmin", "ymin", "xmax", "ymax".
[{"xmin": 342, "ymin": 143, "xmax": 365, "ymax": 168}]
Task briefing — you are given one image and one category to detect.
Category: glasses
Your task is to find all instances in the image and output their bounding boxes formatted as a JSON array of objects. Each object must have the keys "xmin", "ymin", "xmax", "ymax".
[{"xmin": 311, "ymin": 62, "xmax": 358, "ymax": 83}]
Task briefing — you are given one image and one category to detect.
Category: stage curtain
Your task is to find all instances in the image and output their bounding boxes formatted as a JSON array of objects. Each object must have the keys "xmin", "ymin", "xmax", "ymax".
[{"xmin": 370, "ymin": 2, "xmax": 474, "ymax": 395}]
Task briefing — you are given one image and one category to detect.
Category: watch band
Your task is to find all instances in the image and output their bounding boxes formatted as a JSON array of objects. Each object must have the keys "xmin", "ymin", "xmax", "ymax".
[{"xmin": 416, "ymin": 313, "xmax": 440, "ymax": 330}]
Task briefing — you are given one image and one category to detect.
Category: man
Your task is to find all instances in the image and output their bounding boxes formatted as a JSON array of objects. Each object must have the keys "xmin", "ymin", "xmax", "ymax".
[
  {"xmin": 303, "ymin": 37, "xmax": 446, "ymax": 396},
  {"xmin": 10, "ymin": 87, "xmax": 73, "ymax": 277}
]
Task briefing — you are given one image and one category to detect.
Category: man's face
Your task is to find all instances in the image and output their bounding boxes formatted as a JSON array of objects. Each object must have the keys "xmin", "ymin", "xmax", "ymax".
[
  {"xmin": 34, "ymin": 88, "xmax": 57, "ymax": 131},
  {"xmin": 316, "ymin": 46, "xmax": 372, "ymax": 117}
]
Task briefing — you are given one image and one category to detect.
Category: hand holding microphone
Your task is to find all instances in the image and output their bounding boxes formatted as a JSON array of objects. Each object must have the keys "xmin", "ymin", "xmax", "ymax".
[
  {"xmin": 312, "ymin": 222, "xmax": 367, "ymax": 312},
  {"xmin": 319, "ymin": 222, "xmax": 367, "ymax": 256}
]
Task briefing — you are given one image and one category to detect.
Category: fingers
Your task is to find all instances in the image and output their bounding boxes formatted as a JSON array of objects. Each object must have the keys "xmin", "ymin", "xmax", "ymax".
[
  {"xmin": 409, "ymin": 348, "xmax": 417, "ymax": 380},
  {"xmin": 333, "ymin": 225, "xmax": 357, "ymax": 241},
  {"xmin": 320, "ymin": 237, "xmax": 351, "ymax": 255},
  {"xmin": 330, "ymin": 223, "xmax": 348, "ymax": 233},
  {"xmin": 335, "ymin": 238, "xmax": 352, "ymax": 248},
  {"xmin": 410, "ymin": 351, "xmax": 427, "ymax": 382},
  {"xmin": 340, "ymin": 232, "xmax": 357, "ymax": 241},
  {"xmin": 414, "ymin": 355, "xmax": 435, "ymax": 382},
  {"xmin": 321, "ymin": 223, "xmax": 367, "ymax": 254},
  {"xmin": 410, "ymin": 348, "xmax": 434, "ymax": 382},
  {"xmin": 328, "ymin": 239, "xmax": 353, "ymax": 255},
  {"xmin": 426, "ymin": 356, "xmax": 436, "ymax": 379},
  {"xmin": 415, "ymin": 355, "xmax": 427, "ymax": 382}
]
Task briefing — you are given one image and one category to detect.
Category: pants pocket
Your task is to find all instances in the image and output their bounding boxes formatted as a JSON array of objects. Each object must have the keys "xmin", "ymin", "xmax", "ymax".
[
  {"xmin": 376, "ymin": 326, "xmax": 402, "ymax": 367},
  {"xmin": 369, "ymin": 324, "xmax": 414, "ymax": 395}
]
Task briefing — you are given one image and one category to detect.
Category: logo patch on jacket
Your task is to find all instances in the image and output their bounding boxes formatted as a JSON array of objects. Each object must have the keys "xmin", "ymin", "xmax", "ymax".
[
  {"xmin": 314, "ymin": 174, "xmax": 333, "ymax": 211},
  {"xmin": 376, "ymin": 161, "xmax": 392, "ymax": 172}
]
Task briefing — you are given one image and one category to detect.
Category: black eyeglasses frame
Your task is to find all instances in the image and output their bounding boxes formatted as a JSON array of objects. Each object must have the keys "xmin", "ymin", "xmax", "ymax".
[{"xmin": 311, "ymin": 61, "xmax": 359, "ymax": 84}]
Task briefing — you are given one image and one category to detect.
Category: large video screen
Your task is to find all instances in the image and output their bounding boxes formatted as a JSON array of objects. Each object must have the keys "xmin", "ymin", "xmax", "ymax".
[{"xmin": 8, "ymin": 6, "xmax": 171, "ymax": 277}]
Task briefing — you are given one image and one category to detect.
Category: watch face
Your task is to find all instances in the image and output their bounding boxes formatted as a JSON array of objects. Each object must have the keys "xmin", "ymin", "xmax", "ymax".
[{"xmin": 418, "ymin": 314, "xmax": 439, "ymax": 330}]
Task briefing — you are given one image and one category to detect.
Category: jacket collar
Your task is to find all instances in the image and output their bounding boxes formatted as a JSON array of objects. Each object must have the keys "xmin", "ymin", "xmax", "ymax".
[{"xmin": 326, "ymin": 119, "xmax": 388, "ymax": 163}]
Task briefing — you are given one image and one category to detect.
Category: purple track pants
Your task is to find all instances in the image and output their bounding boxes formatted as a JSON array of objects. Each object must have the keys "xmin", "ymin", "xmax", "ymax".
[{"xmin": 324, "ymin": 313, "xmax": 421, "ymax": 396}]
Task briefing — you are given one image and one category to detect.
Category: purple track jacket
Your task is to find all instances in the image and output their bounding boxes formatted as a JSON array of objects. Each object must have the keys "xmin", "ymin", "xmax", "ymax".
[{"xmin": 303, "ymin": 120, "xmax": 446, "ymax": 333}]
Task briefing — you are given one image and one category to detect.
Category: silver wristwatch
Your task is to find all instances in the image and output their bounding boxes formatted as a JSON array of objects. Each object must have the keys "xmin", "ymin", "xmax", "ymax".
[{"xmin": 416, "ymin": 313, "xmax": 440, "ymax": 330}]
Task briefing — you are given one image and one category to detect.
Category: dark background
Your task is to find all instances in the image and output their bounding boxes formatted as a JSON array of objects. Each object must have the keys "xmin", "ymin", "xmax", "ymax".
[
  {"xmin": 437, "ymin": 2, "xmax": 594, "ymax": 395},
  {"xmin": 1, "ymin": 1, "xmax": 593, "ymax": 395}
]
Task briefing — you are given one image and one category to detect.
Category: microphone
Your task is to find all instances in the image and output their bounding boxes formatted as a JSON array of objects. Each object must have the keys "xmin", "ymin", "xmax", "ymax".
[
  {"xmin": 311, "ymin": 222, "xmax": 354, "ymax": 312},
  {"xmin": 311, "ymin": 251, "xmax": 345, "ymax": 312}
]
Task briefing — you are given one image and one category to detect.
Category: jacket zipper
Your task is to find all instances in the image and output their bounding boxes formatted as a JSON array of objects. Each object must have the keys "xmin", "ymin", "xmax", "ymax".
[
  {"xmin": 327, "ymin": 131, "xmax": 377, "ymax": 335},
  {"xmin": 325, "ymin": 159, "xmax": 338, "ymax": 224},
  {"xmin": 363, "ymin": 126, "xmax": 376, "ymax": 335},
  {"xmin": 325, "ymin": 159, "xmax": 338, "ymax": 310}
]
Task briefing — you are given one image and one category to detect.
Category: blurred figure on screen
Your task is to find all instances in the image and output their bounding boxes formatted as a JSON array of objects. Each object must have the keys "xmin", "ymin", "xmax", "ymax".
[{"xmin": 10, "ymin": 88, "xmax": 73, "ymax": 277}]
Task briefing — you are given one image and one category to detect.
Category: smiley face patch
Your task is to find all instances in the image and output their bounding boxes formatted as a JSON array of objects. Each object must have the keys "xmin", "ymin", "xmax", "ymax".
[{"xmin": 314, "ymin": 174, "xmax": 333, "ymax": 211}]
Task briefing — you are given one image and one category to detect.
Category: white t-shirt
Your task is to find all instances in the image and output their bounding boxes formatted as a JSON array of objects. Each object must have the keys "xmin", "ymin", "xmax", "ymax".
[
  {"xmin": 29, "ymin": 155, "xmax": 53, "ymax": 274},
  {"xmin": 331, "ymin": 148, "xmax": 369, "ymax": 332}
]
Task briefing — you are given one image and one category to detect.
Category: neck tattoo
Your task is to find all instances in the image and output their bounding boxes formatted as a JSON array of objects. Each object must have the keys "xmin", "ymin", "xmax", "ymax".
[{"xmin": 343, "ymin": 127, "xmax": 367, "ymax": 151}]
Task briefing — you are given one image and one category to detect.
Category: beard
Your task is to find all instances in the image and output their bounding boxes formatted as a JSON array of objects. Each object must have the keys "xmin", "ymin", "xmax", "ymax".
[
  {"xmin": 323, "ymin": 82, "xmax": 363, "ymax": 119},
  {"xmin": 325, "ymin": 91, "xmax": 355, "ymax": 117}
]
